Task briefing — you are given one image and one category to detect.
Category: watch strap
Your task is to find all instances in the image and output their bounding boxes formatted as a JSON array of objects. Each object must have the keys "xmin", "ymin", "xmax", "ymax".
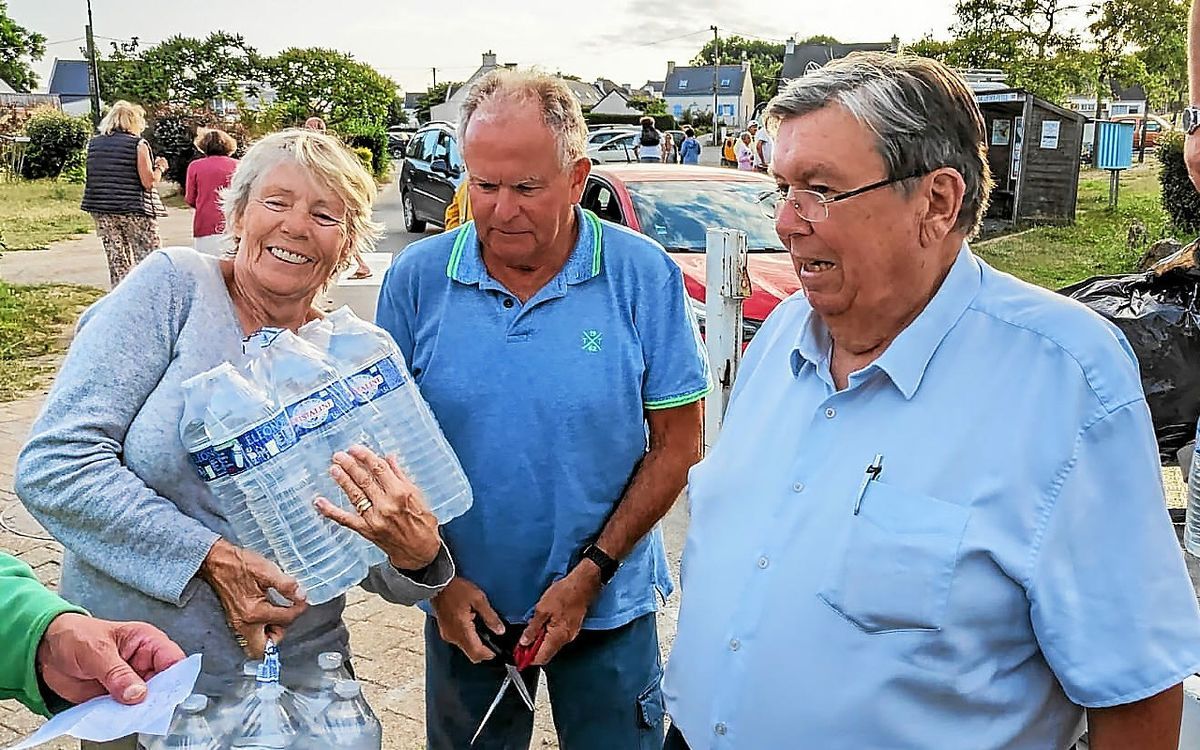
[{"xmin": 581, "ymin": 543, "xmax": 619, "ymax": 585}]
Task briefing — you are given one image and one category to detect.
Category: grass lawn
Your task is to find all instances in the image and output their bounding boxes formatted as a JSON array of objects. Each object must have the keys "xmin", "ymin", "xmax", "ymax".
[
  {"xmin": 976, "ymin": 161, "xmax": 1176, "ymax": 289},
  {"xmin": 0, "ymin": 180, "xmax": 92, "ymax": 251},
  {"xmin": 0, "ymin": 282, "xmax": 103, "ymax": 402}
]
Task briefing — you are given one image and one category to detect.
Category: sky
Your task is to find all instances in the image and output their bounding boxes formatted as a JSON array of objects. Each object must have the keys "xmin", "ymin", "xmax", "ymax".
[{"xmin": 13, "ymin": 0, "xmax": 960, "ymax": 94}]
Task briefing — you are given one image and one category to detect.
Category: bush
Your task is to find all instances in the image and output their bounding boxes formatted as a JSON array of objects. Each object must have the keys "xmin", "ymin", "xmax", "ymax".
[
  {"xmin": 1158, "ymin": 132, "xmax": 1200, "ymax": 233},
  {"xmin": 350, "ymin": 146, "xmax": 373, "ymax": 170},
  {"xmin": 57, "ymin": 149, "xmax": 86, "ymax": 184},
  {"xmin": 337, "ymin": 119, "xmax": 391, "ymax": 181},
  {"xmin": 583, "ymin": 112, "xmax": 678, "ymax": 131},
  {"xmin": 144, "ymin": 107, "xmax": 249, "ymax": 186},
  {"xmin": 22, "ymin": 108, "xmax": 91, "ymax": 180}
]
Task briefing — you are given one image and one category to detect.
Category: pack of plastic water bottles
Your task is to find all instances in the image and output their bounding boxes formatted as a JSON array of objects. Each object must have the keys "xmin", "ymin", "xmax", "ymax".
[
  {"xmin": 141, "ymin": 644, "xmax": 382, "ymax": 749},
  {"xmin": 180, "ymin": 306, "xmax": 472, "ymax": 605}
]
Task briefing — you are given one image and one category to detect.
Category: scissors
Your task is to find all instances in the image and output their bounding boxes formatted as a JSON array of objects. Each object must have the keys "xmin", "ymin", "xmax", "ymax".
[{"xmin": 470, "ymin": 618, "xmax": 546, "ymax": 745}]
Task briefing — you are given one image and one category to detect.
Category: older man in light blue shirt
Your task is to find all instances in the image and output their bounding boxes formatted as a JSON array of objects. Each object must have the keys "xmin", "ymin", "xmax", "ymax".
[{"xmin": 663, "ymin": 53, "xmax": 1200, "ymax": 750}]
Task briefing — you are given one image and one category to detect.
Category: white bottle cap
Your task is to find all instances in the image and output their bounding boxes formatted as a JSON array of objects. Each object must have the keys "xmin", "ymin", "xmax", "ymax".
[
  {"xmin": 333, "ymin": 680, "xmax": 361, "ymax": 700},
  {"xmin": 242, "ymin": 661, "xmax": 261, "ymax": 677},
  {"xmin": 180, "ymin": 694, "xmax": 208, "ymax": 713},
  {"xmin": 318, "ymin": 652, "xmax": 344, "ymax": 672}
]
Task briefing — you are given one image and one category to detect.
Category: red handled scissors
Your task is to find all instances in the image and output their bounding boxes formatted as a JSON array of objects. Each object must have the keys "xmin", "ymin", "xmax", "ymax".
[{"xmin": 470, "ymin": 619, "xmax": 546, "ymax": 745}]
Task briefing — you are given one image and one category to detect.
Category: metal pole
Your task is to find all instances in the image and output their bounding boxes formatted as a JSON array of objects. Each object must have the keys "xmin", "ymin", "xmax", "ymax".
[
  {"xmin": 1109, "ymin": 169, "xmax": 1120, "ymax": 211},
  {"xmin": 703, "ymin": 227, "xmax": 749, "ymax": 452},
  {"xmin": 710, "ymin": 25, "xmax": 720, "ymax": 146},
  {"xmin": 431, "ymin": 68, "xmax": 438, "ymax": 88},
  {"xmin": 85, "ymin": 0, "xmax": 101, "ymax": 129}
]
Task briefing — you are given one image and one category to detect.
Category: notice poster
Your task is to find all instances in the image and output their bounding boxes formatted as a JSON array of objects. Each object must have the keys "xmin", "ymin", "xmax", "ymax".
[
  {"xmin": 991, "ymin": 119, "xmax": 1011, "ymax": 146},
  {"xmin": 1011, "ymin": 116, "xmax": 1024, "ymax": 182},
  {"xmin": 1040, "ymin": 120, "xmax": 1061, "ymax": 149}
]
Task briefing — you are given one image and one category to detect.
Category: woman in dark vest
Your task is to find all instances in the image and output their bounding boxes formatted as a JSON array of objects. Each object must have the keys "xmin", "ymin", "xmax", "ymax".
[{"xmin": 80, "ymin": 100, "xmax": 167, "ymax": 286}]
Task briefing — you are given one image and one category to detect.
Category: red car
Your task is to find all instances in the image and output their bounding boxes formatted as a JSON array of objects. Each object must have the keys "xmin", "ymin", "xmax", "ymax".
[{"xmin": 580, "ymin": 165, "xmax": 800, "ymax": 339}]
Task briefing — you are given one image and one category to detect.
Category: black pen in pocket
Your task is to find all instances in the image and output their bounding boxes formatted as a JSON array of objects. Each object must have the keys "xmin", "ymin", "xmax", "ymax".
[{"xmin": 852, "ymin": 454, "xmax": 884, "ymax": 515}]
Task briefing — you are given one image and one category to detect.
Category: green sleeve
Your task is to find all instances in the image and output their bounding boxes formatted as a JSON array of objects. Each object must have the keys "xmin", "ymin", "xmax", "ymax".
[{"xmin": 0, "ymin": 552, "xmax": 87, "ymax": 716}]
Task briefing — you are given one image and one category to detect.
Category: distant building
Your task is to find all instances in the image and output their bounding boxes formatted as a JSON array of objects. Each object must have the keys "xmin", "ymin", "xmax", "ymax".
[
  {"xmin": 430, "ymin": 51, "xmax": 506, "ymax": 123},
  {"xmin": 211, "ymin": 82, "xmax": 277, "ymax": 119},
  {"xmin": 591, "ymin": 89, "xmax": 642, "ymax": 116},
  {"xmin": 1066, "ymin": 83, "xmax": 1148, "ymax": 119},
  {"xmin": 662, "ymin": 61, "xmax": 754, "ymax": 128},
  {"xmin": 594, "ymin": 78, "xmax": 631, "ymax": 97},
  {"xmin": 46, "ymin": 59, "xmax": 94, "ymax": 117},
  {"xmin": 0, "ymin": 78, "xmax": 14, "ymax": 94},
  {"xmin": 562, "ymin": 79, "xmax": 603, "ymax": 111},
  {"xmin": 779, "ymin": 37, "xmax": 899, "ymax": 84},
  {"xmin": 639, "ymin": 80, "xmax": 666, "ymax": 99}
]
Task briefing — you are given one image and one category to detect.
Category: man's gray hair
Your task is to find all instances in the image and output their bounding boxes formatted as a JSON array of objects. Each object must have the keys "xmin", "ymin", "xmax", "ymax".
[
  {"xmin": 459, "ymin": 69, "xmax": 588, "ymax": 169},
  {"xmin": 765, "ymin": 52, "xmax": 992, "ymax": 237}
]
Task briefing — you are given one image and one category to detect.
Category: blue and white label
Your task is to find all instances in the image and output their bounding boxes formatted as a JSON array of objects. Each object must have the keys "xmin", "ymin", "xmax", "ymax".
[
  {"xmin": 212, "ymin": 410, "xmax": 298, "ymax": 473},
  {"xmin": 187, "ymin": 445, "xmax": 227, "ymax": 482},
  {"xmin": 284, "ymin": 382, "xmax": 356, "ymax": 439},
  {"xmin": 346, "ymin": 356, "xmax": 408, "ymax": 405}
]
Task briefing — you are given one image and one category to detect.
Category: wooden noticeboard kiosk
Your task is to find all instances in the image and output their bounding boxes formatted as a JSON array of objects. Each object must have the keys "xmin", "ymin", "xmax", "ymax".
[{"xmin": 976, "ymin": 88, "xmax": 1085, "ymax": 226}]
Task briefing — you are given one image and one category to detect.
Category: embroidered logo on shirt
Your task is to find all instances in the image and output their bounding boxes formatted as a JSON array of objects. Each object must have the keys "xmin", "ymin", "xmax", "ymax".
[{"xmin": 581, "ymin": 329, "xmax": 603, "ymax": 353}]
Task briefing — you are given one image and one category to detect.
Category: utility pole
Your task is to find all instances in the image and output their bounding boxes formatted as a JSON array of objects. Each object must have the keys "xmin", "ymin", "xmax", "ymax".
[
  {"xmin": 85, "ymin": 0, "xmax": 102, "ymax": 129},
  {"xmin": 710, "ymin": 25, "xmax": 720, "ymax": 146},
  {"xmin": 431, "ymin": 68, "xmax": 438, "ymax": 88}
]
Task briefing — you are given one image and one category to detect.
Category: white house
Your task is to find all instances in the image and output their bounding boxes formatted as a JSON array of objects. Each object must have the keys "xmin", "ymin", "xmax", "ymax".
[
  {"xmin": 661, "ymin": 61, "xmax": 754, "ymax": 129},
  {"xmin": 1066, "ymin": 84, "xmax": 1147, "ymax": 119},
  {"xmin": 591, "ymin": 89, "xmax": 641, "ymax": 116},
  {"xmin": 430, "ymin": 50, "xmax": 506, "ymax": 123}
]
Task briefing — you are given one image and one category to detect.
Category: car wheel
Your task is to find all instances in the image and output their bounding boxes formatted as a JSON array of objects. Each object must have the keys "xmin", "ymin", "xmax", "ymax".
[{"xmin": 402, "ymin": 189, "xmax": 426, "ymax": 233}]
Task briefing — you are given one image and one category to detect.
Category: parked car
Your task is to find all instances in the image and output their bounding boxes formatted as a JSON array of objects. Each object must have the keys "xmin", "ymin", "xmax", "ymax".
[
  {"xmin": 1111, "ymin": 114, "xmax": 1175, "ymax": 149},
  {"xmin": 386, "ymin": 126, "xmax": 412, "ymax": 158},
  {"xmin": 586, "ymin": 127, "xmax": 637, "ymax": 146},
  {"xmin": 586, "ymin": 132, "xmax": 640, "ymax": 164},
  {"xmin": 397, "ymin": 122, "xmax": 465, "ymax": 232},
  {"xmin": 580, "ymin": 165, "xmax": 800, "ymax": 339}
]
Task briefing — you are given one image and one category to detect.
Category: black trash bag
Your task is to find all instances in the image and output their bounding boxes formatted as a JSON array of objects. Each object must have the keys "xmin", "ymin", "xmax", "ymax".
[{"xmin": 1060, "ymin": 254, "xmax": 1200, "ymax": 463}]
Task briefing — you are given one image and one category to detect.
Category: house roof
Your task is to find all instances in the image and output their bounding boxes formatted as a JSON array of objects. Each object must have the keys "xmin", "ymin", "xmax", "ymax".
[
  {"xmin": 0, "ymin": 77, "xmax": 15, "ymax": 94},
  {"xmin": 563, "ymin": 79, "xmax": 603, "ymax": 106},
  {"xmin": 595, "ymin": 78, "xmax": 625, "ymax": 96},
  {"xmin": 664, "ymin": 65, "xmax": 748, "ymax": 97},
  {"xmin": 1110, "ymin": 82, "xmax": 1147, "ymax": 101},
  {"xmin": 48, "ymin": 59, "xmax": 91, "ymax": 98},
  {"xmin": 404, "ymin": 91, "xmax": 423, "ymax": 108},
  {"xmin": 641, "ymin": 80, "xmax": 665, "ymax": 93},
  {"xmin": 780, "ymin": 43, "xmax": 894, "ymax": 81}
]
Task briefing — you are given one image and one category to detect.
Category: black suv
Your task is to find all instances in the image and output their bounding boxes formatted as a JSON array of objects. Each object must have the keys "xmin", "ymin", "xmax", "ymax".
[{"xmin": 397, "ymin": 122, "xmax": 465, "ymax": 232}]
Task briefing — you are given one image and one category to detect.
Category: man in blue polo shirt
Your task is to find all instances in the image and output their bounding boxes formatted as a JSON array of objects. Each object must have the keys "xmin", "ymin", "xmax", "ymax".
[
  {"xmin": 376, "ymin": 69, "xmax": 709, "ymax": 749},
  {"xmin": 663, "ymin": 53, "xmax": 1200, "ymax": 750}
]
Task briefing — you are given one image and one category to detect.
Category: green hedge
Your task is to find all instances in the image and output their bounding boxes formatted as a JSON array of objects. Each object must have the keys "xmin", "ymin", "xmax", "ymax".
[
  {"xmin": 1158, "ymin": 132, "xmax": 1200, "ymax": 233},
  {"xmin": 22, "ymin": 109, "xmax": 91, "ymax": 180},
  {"xmin": 583, "ymin": 112, "xmax": 678, "ymax": 130},
  {"xmin": 337, "ymin": 119, "xmax": 391, "ymax": 181},
  {"xmin": 144, "ymin": 106, "xmax": 248, "ymax": 186}
]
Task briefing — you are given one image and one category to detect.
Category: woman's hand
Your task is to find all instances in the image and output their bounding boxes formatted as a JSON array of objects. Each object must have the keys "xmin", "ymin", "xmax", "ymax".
[
  {"xmin": 153, "ymin": 156, "xmax": 168, "ymax": 173},
  {"xmin": 198, "ymin": 539, "xmax": 308, "ymax": 658},
  {"xmin": 316, "ymin": 445, "xmax": 441, "ymax": 571}
]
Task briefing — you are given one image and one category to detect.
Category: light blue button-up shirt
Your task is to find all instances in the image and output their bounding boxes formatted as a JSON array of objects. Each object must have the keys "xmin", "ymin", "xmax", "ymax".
[
  {"xmin": 663, "ymin": 246, "xmax": 1200, "ymax": 749},
  {"xmin": 376, "ymin": 208, "xmax": 710, "ymax": 629}
]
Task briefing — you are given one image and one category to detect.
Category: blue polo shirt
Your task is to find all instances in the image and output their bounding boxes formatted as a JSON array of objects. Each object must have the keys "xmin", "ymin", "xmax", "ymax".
[
  {"xmin": 663, "ymin": 245, "xmax": 1200, "ymax": 749},
  {"xmin": 376, "ymin": 207, "xmax": 710, "ymax": 628}
]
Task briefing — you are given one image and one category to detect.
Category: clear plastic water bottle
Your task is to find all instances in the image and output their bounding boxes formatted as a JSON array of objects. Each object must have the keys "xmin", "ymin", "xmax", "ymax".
[
  {"xmin": 301, "ymin": 306, "xmax": 473, "ymax": 523},
  {"xmin": 142, "ymin": 694, "xmax": 221, "ymax": 750},
  {"xmin": 307, "ymin": 680, "xmax": 382, "ymax": 749},
  {"xmin": 292, "ymin": 651, "xmax": 353, "ymax": 737},
  {"xmin": 246, "ymin": 328, "xmax": 386, "ymax": 568},
  {"xmin": 208, "ymin": 660, "xmax": 262, "ymax": 743},
  {"xmin": 180, "ymin": 371, "xmax": 272, "ymax": 559},
  {"xmin": 202, "ymin": 362, "xmax": 364, "ymax": 605},
  {"xmin": 228, "ymin": 642, "xmax": 300, "ymax": 749},
  {"xmin": 1186, "ymin": 421, "xmax": 1200, "ymax": 556}
]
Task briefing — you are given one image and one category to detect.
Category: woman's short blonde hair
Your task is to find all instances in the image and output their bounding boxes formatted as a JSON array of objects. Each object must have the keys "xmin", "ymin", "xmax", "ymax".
[
  {"xmin": 99, "ymin": 100, "xmax": 147, "ymax": 136},
  {"xmin": 220, "ymin": 128, "xmax": 383, "ymax": 268}
]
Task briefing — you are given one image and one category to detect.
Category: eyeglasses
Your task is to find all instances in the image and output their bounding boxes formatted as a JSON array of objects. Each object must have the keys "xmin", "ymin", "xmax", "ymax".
[{"xmin": 758, "ymin": 171, "xmax": 930, "ymax": 223}]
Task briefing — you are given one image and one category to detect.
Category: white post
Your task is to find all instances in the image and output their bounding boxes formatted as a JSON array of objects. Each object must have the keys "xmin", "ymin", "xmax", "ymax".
[{"xmin": 703, "ymin": 228, "xmax": 750, "ymax": 453}]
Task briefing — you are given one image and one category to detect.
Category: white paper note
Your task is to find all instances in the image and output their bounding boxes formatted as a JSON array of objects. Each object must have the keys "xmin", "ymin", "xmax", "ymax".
[{"xmin": 5, "ymin": 653, "xmax": 202, "ymax": 749}]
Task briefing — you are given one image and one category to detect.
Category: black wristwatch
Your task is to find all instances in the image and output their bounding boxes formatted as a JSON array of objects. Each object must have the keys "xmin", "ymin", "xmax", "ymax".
[
  {"xmin": 1183, "ymin": 106, "xmax": 1200, "ymax": 135},
  {"xmin": 580, "ymin": 543, "xmax": 620, "ymax": 585}
]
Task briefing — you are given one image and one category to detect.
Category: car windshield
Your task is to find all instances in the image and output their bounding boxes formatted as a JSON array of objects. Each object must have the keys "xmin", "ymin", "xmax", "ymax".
[{"xmin": 624, "ymin": 180, "xmax": 784, "ymax": 252}]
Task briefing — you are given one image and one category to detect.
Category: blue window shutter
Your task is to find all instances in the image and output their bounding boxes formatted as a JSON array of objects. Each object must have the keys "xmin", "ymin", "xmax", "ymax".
[{"xmin": 673, "ymin": 105, "xmax": 683, "ymax": 116}]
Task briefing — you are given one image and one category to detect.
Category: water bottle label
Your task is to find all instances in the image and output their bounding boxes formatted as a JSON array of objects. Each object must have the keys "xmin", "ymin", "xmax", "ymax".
[
  {"xmin": 284, "ymin": 382, "xmax": 356, "ymax": 439},
  {"xmin": 257, "ymin": 641, "xmax": 281, "ymax": 683},
  {"xmin": 213, "ymin": 411, "xmax": 299, "ymax": 473},
  {"xmin": 346, "ymin": 356, "xmax": 408, "ymax": 405},
  {"xmin": 187, "ymin": 445, "xmax": 228, "ymax": 482}
]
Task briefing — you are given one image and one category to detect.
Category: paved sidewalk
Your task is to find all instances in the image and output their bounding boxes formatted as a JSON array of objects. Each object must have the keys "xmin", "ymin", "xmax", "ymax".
[{"xmin": 0, "ymin": 210, "xmax": 684, "ymax": 748}]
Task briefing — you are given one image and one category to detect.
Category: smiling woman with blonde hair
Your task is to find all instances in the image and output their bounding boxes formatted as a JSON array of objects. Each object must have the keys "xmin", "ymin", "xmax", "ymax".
[{"xmin": 17, "ymin": 129, "xmax": 452, "ymax": 748}]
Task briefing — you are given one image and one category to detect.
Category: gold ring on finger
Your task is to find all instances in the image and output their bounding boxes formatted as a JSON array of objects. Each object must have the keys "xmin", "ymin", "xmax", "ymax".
[{"xmin": 355, "ymin": 497, "xmax": 373, "ymax": 513}]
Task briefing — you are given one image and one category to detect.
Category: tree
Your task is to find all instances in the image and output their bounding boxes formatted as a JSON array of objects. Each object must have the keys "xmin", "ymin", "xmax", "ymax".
[
  {"xmin": 266, "ymin": 48, "xmax": 398, "ymax": 128},
  {"xmin": 99, "ymin": 33, "xmax": 263, "ymax": 108},
  {"xmin": 1089, "ymin": 0, "xmax": 1188, "ymax": 113},
  {"xmin": 691, "ymin": 35, "xmax": 786, "ymax": 105},
  {"xmin": 387, "ymin": 95, "xmax": 409, "ymax": 127},
  {"xmin": 416, "ymin": 82, "xmax": 459, "ymax": 123},
  {"xmin": 0, "ymin": 1, "xmax": 46, "ymax": 92}
]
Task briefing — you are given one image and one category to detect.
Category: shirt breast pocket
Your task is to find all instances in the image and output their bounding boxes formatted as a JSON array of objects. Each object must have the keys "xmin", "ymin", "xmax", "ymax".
[{"xmin": 818, "ymin": 482, "xmax": 970, "ymax": 634}]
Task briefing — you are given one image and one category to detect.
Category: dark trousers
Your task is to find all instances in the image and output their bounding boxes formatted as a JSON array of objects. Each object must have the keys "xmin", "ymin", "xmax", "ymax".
[
  {"xmin": 424, "ymin": 613, "xmax": 665, "ymax": 750},
  {"xmin": 663, "ymin": 724, "xmax": 691, "ymax": 749}
]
